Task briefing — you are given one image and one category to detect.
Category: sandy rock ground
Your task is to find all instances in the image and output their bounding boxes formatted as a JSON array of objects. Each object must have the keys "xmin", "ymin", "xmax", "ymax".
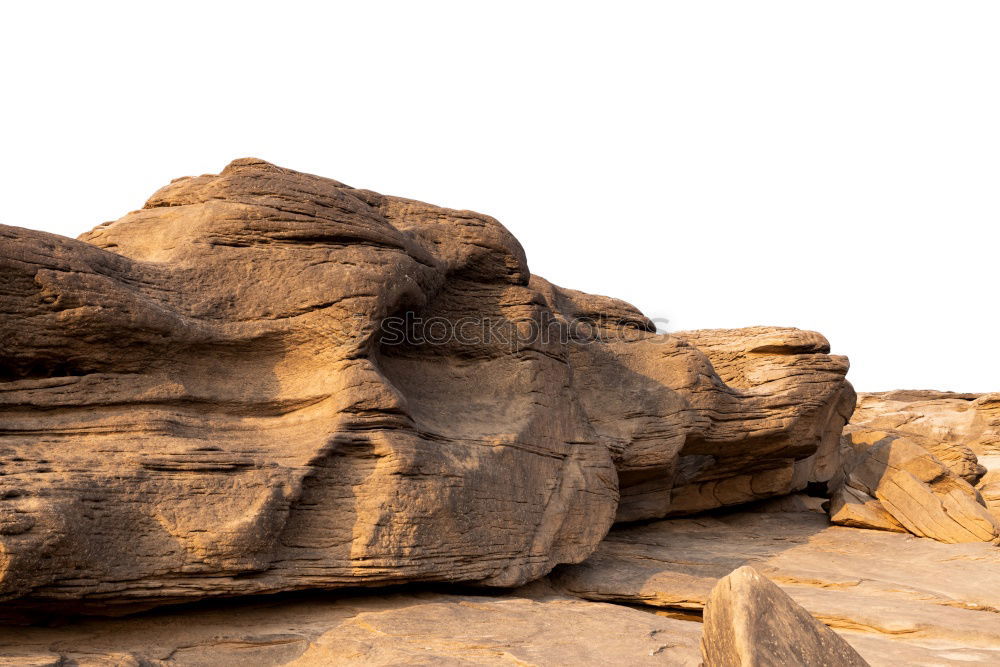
[
  {"xmin": 552, "ymin": 504, "xmax": 1000, "ymax": 665},
  {"xmin": 0, "ymin": 587, "xmax": 703, "ymax": 666}
]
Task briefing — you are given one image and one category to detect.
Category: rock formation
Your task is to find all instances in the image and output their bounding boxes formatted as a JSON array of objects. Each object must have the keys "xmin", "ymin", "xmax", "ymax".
[
  {"xmin": 827, "ymin": 393, "xmax": 1000, "ymax": 542},
  {"xmin": 0, "ymin": 159, "xmax": 854, "ymax": 613},
  {"xmin": 663, "ymin": 327, "xmax": 856, "ymax": 517},
  {"xmin": 700, "ymin": 566, "xmax": 868, "ymax": 667},
  {"xmin": 852, "ymin": 391, "xmax": 1000, "ymax": 463},
  {"xmin": 981, "ymin": 478, "xmax": 1000, "ymax": 521},
  {"xmin": 834, "ymin": 432, "xmax": 998, "ymax": 542}
]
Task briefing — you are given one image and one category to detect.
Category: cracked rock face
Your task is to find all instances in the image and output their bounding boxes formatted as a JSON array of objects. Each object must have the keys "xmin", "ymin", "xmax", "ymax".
[
  {"xmin": 852, "ymin": 391, "xmax": 1000, "ymax": 465},
  {"xmin": 0, "ymin": 159, "xmax": 853, "ymax": 613},
  {"xmin": 830, "ymin": 429, "xmax": 999, "ymax": 543},
  {"xmin": 826, "ymin": 392, "xmax": 1000, "ymax": 542}
]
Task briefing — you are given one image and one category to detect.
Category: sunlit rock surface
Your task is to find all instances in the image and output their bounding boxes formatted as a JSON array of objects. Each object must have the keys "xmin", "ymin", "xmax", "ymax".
[{"xmin": 0, "ymin": 159, "xmax": 852, "ymax": 613}]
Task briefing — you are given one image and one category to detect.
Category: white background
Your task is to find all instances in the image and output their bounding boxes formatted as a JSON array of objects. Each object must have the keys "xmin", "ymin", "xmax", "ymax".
[{"xmin": 1, "ymin": 2, "xmax": 997, "ymax": 391}]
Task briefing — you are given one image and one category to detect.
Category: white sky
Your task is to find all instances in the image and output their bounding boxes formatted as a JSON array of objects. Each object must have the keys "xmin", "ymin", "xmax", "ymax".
[{"xmin": 2, "ymin": 2, "xmax": 997, "ymax": 392}]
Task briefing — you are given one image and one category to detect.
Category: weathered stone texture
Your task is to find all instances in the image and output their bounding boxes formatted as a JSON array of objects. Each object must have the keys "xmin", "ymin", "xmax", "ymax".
[
  {"xmin": 827, "ymin": 391, "xmax": 1000, "ymax": 542},
  {"xmin": 0, "ymin": 159, "xmax": 853, "ymax": 612},
  {"xmin": 551, "ymin": 509, "xmax": 1000, "ymax": 664},
  {"xmin": 701, "ymin": 566, "xmax": 868, "ymax": 667}
]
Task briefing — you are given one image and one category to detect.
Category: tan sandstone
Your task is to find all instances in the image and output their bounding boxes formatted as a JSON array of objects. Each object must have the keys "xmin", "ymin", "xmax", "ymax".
[
  {"xmin": 853, "ymin": 391, "xmax": 1000, "ymax": 462},
  {"xmin": 0, "ymin": 159, "xmax": 853, "ymax": 613},
  {"xmin": 701, "ymin": 565, "xmax": 868, "ymax": 667},
  {"xmin": 832, "ymin": 429, "xmax": 998, "ymax": 542},
  {"xmin": 551, "ymin": 509, "xmax": 1000, "ymax": 665},
  {"xmin": 0, "ymin": 587, "xmax": 703, "ymax": 666}
]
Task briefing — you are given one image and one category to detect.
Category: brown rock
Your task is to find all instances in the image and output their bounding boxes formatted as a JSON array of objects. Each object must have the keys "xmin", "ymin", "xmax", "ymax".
[
  {"xmin": 980, "ymin": 480, "xmax": 1000, "ymax": 520},
  {"xmin": 664, "ymin": 328, "xmax": 857, "ymax": 517},
  {"xmin": 746, "ymin": 493, "xmax": 827, "ymax": 514},
  {"xmin": 701, "ymin": 565, "xmax": 868, "ymax": 667},
  {"xmin": 0, "ymin": 159, "xmax": 852, "ymax": 612},
  {"xmin": 551, "ymin": 511, "xmax": 1000, "ymax": 663},
  {"xmin": 832, "ymin": 429, "xmax": 999, "ymax": 542},
  {"xmin": 0, "ymin": 588, "xmax": 703, "ymax": 666},
  {"xmin": 828, "ymin": 485, "xmax": 905, "ymax": 533},
  {"xmin": 853, "ymin": 391, "xmax": 1000, "ymax": 476}
]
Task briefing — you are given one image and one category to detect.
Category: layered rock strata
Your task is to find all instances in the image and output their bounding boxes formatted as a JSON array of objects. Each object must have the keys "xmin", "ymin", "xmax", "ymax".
[
  {"xmin": 852, "ymin": 391, "xmax": 1000, "ymax": 461},
  {"xmin": 0, "ymin": 159, "xmax": 853, "ymax": 612},
  {"xmin": 830, "ymin": 429, "xmax": 998, "ymax": 542},
  {"xmin": 0, "ymin": 588, "xmax": 705, "ymax": 666},
  {"xmin": 827, "ymin": 392, "xmax": 1000, "ymax": 542}
]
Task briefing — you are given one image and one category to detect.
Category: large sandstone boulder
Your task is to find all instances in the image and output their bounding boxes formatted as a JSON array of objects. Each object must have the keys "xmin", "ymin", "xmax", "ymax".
[
  {"xmin": 0, "ymin": 159, "xmax": 853, "ymax": 613},
  {"xmin": 701, "ymin": 566, "xmax": 868, "ymax": 667},
  {"xmin": 663, "ymin": 328, "xmax": 857, "ymax": 517}
]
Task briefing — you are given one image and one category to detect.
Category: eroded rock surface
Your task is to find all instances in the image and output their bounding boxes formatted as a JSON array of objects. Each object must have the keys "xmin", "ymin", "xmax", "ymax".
[
  {"xmin": 981, "ymin": 475, "xmax": 1000, "ymax": 520},
  {"xmin": 830, "ymin": 429, "xmax": 999, "ymax": 542},
  {"xmin": 661, "ymin": 328, "xmax": 856, "ymax": 517},
  {"xmin": 551, "ymin": 510, "xmax": 1000, "ymax": 664},
  {"xmin": 852, "ymin": 391, "xmax": 1000, "ymax": 461},
  {"xmin": 0, "ymin": 159, "xmax": 853, "ymax": 612},
  {"xmin": 828, "ymin": 484, "xmax": 905, "ymax": 533},
  {"xmin": 0, "ymin": 588, "xmax": 703, "ymax": 666},
  {"xmin": 827, "ymin": 391, "xmax": 1000, "ymax": 541},
  {"xmin": 701, "ymin": 565, "xmax": 868, "ymax": 667}
]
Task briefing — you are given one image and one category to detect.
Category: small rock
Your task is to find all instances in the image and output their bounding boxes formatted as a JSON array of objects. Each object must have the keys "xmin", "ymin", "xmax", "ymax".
[{"xmin": 828, "ymin": 485, "xmax": 905, "ymax": 533}]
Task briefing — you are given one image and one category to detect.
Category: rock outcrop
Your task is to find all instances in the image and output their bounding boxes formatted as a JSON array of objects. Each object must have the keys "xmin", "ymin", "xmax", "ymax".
[
  {"xmin": 828, "ymin": 483, "xmax": 906, "ymax": 533},
  {"xmin": 701, "ymin": 566, "xmax": 868, "ymax": 667},
  {"xmin": 663, "ymin": 328, "xmax": 856, "ymax": 517},
  {"xmin": 826, "ymin": 392, "xmax": 1000, "ymax": 542},
  {"xmin": 0, "ymin": 159, "xmax": 853, "ymax": 613},
  {"xmin": 981, "ymin": 479, "xmax": 1000, "ymax": 521},
  {"xmin": 551, "ymin": 509, "xmax": 1000, "ymax": 664},
  {"xmin": 852, "ymin": 391, "xmax": 1000, "ymax": 463},
  {"xmin": 829, "ymin": 429, "xmax": 999, "ymax": 542}
]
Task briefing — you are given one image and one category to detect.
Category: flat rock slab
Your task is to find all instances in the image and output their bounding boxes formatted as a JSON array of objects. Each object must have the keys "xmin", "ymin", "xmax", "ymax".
[
  {"xmin": 0, "ymin": 589, "xmax": 702, "ymax": 666},
  {"xmin": 552, "ymin": 511, "xmax": 1000, "ymax": 664}
]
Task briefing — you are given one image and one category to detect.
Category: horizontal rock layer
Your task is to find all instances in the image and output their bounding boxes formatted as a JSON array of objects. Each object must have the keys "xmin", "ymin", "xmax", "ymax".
[
  {"xmin": 0, "ymin": 588, "xmax": 704, "ymax": 666},
  {"xmin": 0, "ymin": 514, "xmax": 982, "ymax": 667},
  {"xmin": 852, "ymin": 391, "xmax": 1000, "ymax": 460},
  {"xmin": 551, "ymin": 508, "xmax": 1000, "ymax": 664},
  {"xmin": 0, "ymin": 159, "xmax": 853, "ymax": 612}
]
